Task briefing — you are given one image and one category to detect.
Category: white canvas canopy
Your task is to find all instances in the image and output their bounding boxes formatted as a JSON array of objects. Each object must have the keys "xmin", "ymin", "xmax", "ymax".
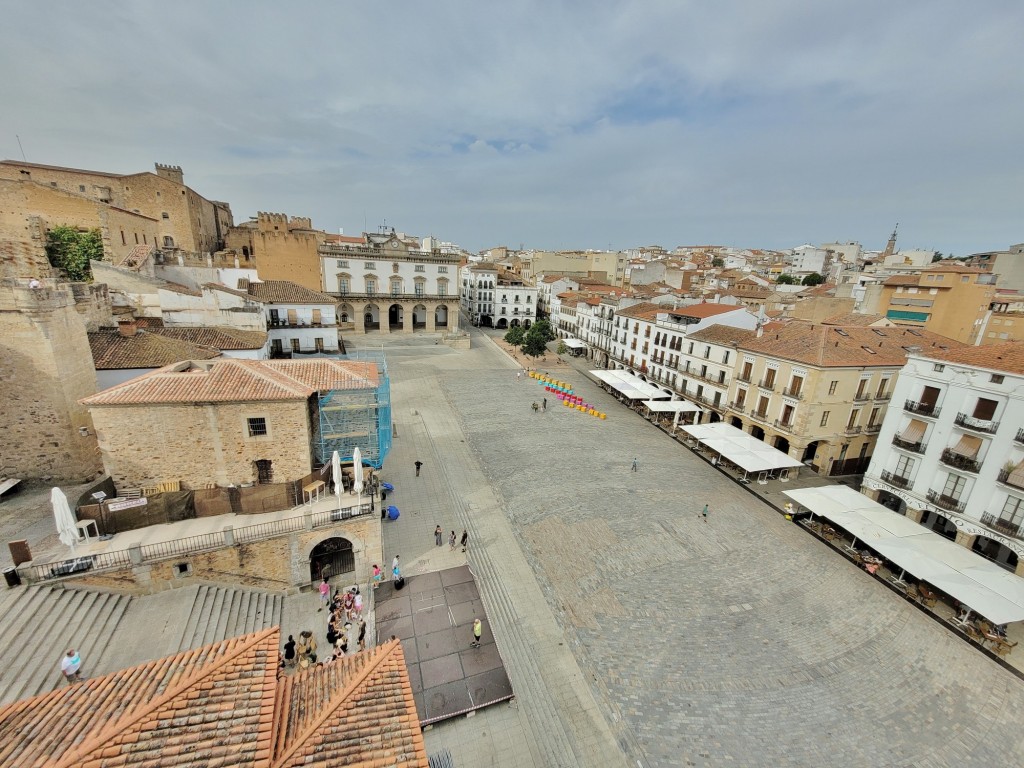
[
  {"xmin": 562, "ymin": 338, "xmax": 587, "ymax": 349},
  {"xmin": 590, "ymin": 370, "xmax": 670, "ymax": 400},
  {"xmin": 682, "ymin": 422, "xmax": 803, "ymax": 474},
  {"xmin": 641, "ymin": 399, "xmax": 702, "ymax": 413},
  {"xmin": 784, "ymin": 485, "xmax": 1024, "ymax": 625}
]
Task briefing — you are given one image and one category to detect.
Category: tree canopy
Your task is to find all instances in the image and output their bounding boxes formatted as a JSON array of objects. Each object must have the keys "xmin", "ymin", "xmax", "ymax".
[
  {"xmin": 504, "ymin": 326, "xmax": 525, "ymax": 345},
  {"xmin": 801, "ymin": 272, "xmax": 825, "ymax": 286},
  {"xmin": 711, "ymin": 257, "xmax": 725, "ymax": 267},
  {"xmin": 775, "ymin": 273, "xmax": 799, "ymax": 285},
  {"xmin": 45, "ymin": 225, "xmax": 101, "ymax": 281}
]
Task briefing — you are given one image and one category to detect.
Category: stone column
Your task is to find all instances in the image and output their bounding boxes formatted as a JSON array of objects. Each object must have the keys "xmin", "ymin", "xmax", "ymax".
[
  {"xmin": 904, "ymin": 507, "xmax": 924, "ymax": 523},
  {"xmin": 403, "ymin": 300, "xmax": 414, "ymax": 334},
  {"xmin": 1016, "ymin": 558, "xmax": 1024, "ymax": 578},
  {"xmin": 954, "ymin": 530, "xmax": 976, "ymax": 549}
]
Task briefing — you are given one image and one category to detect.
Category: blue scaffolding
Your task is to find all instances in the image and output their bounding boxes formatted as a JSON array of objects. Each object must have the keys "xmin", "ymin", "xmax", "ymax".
[{"xmin": 315, "ymin": 351, "xmax": 392, "ymax": 469}]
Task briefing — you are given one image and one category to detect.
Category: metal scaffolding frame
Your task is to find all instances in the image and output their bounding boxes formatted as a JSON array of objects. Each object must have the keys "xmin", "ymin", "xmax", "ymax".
[{"xmin": 314, "ymin": 349, "xmax": 392, "ymax": 469}]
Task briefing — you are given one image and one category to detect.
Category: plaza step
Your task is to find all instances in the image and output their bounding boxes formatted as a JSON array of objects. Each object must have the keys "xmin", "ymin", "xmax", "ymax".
[
  {"xmin": 175, "ymin": 584, "xmax": 283, "ymax": 652},
  {"xmin": 0, "ymin": 585, "xmax": 132, "ymax": 706}
]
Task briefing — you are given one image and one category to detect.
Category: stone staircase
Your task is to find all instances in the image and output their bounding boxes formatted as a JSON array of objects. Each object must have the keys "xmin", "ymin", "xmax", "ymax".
[
  {"xmin": 0, "ymin": 585, "xmax": 132, "ymax": 706},
  {"xmin": 174, "ymin": 583, "xmax": 284, "ymax": 652}
]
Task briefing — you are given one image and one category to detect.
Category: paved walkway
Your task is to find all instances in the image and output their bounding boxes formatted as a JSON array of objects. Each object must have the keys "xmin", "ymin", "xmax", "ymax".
[{"xmin": 370, "ymin": 329, "xmax": 1024, "ymax": 768}]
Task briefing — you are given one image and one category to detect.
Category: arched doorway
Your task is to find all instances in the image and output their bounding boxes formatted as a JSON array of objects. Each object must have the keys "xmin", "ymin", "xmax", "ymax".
[
  {"xmin": 495, "ymin": 318, "xmax": 508, "ymax": 329},
  {"xmin": 309, "ymin": 537, "xmax": 354, "ymax": 582},
  {"xmin": 510, "ymin": 318, "xmax": 520, "ymax": 328},
  {"xmin": 412, "ymin": 304, "xmax": 427, "ymax": 330},
  {"xmin": 435, "ymin": 304, "xmax": 449, "ymax": 329},
  {"xmin": 920, "ymin": 509, "xmax": 956, "ymax": 539},
  {"xmin": 339, "ymin": 302, "xmax": 354, "ymax": 325},
  {"xmin": 523, "ymin": 319, "xmax": 532, "ymax": 328},
  {"xmin": 801, "ymin": 441, "xmax": 820, "ymax": 463},
  {"xmin": 363, "ymin": 303, "xmax": 380, "ymax": 331},
  {"xmin": 877, "ymin": 490, "xmax": 906, "ymax": 515},
  {"xmin": 708, "ymin": 411, "xmax": 721, "ymax": 423},
  {"xmin": 972, "ymin": 536, "xmax": 1019, "ymax": 572},
  {"xmin": 730, "ymin": 417, "xmax": 743, "ymax": 429},
  {"xmin": 774, "ymin": 436, "xmax": 790, "ymax": 454},
  {"xmin": 750, "ymin": 425, "xmax": 765, "ymax": 441},
  {"xmin": 388, "ymin": 304, "xmax": 404, "ymax": 331},
  {"xmin": 479, "ymin": 315, "xmax": 493, "ymax": 328}
]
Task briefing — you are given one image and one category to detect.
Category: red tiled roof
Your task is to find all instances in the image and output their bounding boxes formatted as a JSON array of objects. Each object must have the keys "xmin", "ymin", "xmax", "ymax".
[
  {"xmin": 81, "ymin": 359, "xmax": 378, "ymax": 406},
  {"xmin": 614, "ymin": 302, "xmax": 664, "ymax": 320},
  {"xmin": 144, "ymin": 326, "xmax": 268, "ymax": 350},
  {"xmin": 668, "ymin": 302, "xmax": 739, "ymax": 320},
  {"xmin": 160, "ymin": 282, "xmax": 203, "ymax": 297},
  {"xmin": 917, "ymin": 341, "xmax": 1024, "ymax": 375},
  {"xmin": 821, "ymin": 312, "xmax": 888, "ymax": 327},
  {"xmin": 246, "ymin": 281, "xmax": 337, "ymax": 304},
  {"xmin": 0, "ymin": 631, "xmax": 427, "ymax": 768},
  {"xmin": 88, "ymin": 329, "xmax": 222, "ymax": 369}
]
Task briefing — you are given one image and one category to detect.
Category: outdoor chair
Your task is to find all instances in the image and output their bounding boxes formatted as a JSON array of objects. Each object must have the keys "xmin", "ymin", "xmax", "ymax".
[{"xmin": 994, "ymin": 638, "xmax": 1017, "ymax": 657}]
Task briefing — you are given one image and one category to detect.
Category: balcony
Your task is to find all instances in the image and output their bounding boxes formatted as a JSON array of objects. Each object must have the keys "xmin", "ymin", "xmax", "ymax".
[
  {"xmin": 954, "ymin": 412, "xmax": 1000, "ymax": 435},
  {"xmin": 773, "ymin": 419, "xmax": 794, "ymax": 431},
  {"xmin": 864, "ymin": 423, "xmax": 882, "ymax": 434},
  {"xmin": 757, "ymin": 378, "xmax": 777, "ymax": 391},
  {"xmin": 980, "ymin": 512, "xmax": 1022, "ymax": 539},
  {"xmin": 904, "ymin": 400, "xmax": 941, "ymax": 418},
  {"xmin": 781, "ymin": 386, "xmax": 803, "ymax": 400},
  {"xmin": 926, "ymin": 489, "xmax": 966, "ymax": 514},
  {"xmin": 939, "ymin": 447, "xmax": 981, "ymax": 474},
  {"xmin": 997, "ymin": 468, "xmax": 1024, "ymax": 491},
  {"xmin": 1017, "ymin": 428, "xmax": 1024, "ymax": 444},
  {"xmin": 874, "ymin": 391, "xmax": 891, "ymax": 402},
  {"xmin": 749, "ymin": 410, "xmax": 770, "ymax": 422},
  {"xmin": 852, "ymin": 390, "xmax": 871, "ymax": 402},
  {"xmin": 737, "ymin": 372, "xmax": 752, "ymax": 384},
  {"xmin": 880, "ymin": 470, "xmax": 912, "ymax": 489},
  {"xmin": 844, "ymin": 424, "xmax": 862, "ymax": 435},
  {"xmin": 728, "ymin": 402, "xmax": 746, "ymax": 414},
  {"xmin": 891, "ymin": 434, "xmax": 927, "ymax": 454}
]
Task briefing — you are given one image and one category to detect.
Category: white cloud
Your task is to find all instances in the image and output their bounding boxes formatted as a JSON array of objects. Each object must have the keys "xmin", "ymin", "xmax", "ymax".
[{"xmin": 1, "ymin": 0, "xmax": 1021, "ymax": 253}]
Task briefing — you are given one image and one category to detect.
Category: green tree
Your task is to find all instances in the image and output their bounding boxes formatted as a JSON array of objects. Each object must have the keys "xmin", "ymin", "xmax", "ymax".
[
  {"xmin": 556, "ymin": 341, "xmax": 568, "ymax": 356},
  {"xmin": 521, "ymin": 330, "xmax": 548, "ymax": 358},
  {"xmin": 931, "ymin": 251, "xmax": 944, "ymax": 263},
  {"xmin": 504, "ymin": 326, "xmax": 525, "ymax": 345},
  {"xmin": 775, "ymin": 273, "xmax": 798, "ymax": 285},
  {"xmin": 45, "ymin": 225, "xmax": 102, "ymax": 281},
  {"xmin": 711, "ymin": 257, "xmax": 725, "ymax": 267},
  {"xmin": 801, "ymin": 272, "xmax": 824, "ymax": 286},
  {"xmin": 530, "ymin": 318, "xmax": 556, "ymax": 343}
]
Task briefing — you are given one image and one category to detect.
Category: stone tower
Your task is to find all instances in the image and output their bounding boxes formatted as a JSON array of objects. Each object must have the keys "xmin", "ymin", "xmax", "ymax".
[{"xmin": 0, "ymin": 279, "xmax": 101, "ymax": 482}]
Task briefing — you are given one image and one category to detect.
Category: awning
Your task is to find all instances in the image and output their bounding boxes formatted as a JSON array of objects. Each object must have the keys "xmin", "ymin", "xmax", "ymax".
[
  {"xmin": 900, "ymin": 419, "xmax": 926, "ymax": 443},
  {"xmin": 784, "ymin": 485, "xmax": 1024, "ymax": 625},
  {"xmin": 681, "ymin": 422, "xmax": 803, "ymax": 473},
  {"xmin": 562, "ymin": 338, "xmax": 587, "ymax": 350},
  {"xmin": 951, "ymin": 434, "xmax": 982, "ymax": 458},
  {"xmin": 589, "ymin": 370, "xmax": 671, "ymax": 400},
  {"xmin": 1007, "ymin": 461, "xmax": 1024, "ymax": 488},
  {"xmin": 641, "ymin": 399, "xmax": 701, "ymax": 413}
]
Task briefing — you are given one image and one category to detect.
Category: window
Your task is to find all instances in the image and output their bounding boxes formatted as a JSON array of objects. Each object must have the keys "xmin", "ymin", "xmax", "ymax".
[
  {"xmin": 933, "ymin": 364, "xmax": 945, "ymax": 372},
  {"xmin": 869, "ymin": 407, "xmax": 880, "ymax": 426},
  {"xmin": 877, "ymin": 378, "xmax": 890, "ymax": 397},
  {"xmin": 961, "ymin": 276, "xmax": 970, "ymax": 283},
  {"xmin": 438, "ymin": 266, "xmax": 448, "ymax": 273},
  {"xmin": 338, "ymin": 275, "xmax": 350, "ymax": 294},
  {"xmin": 315, "ymin": 337, "xmax": 324, "ymax": 352},
  {"xmin": 247, "ymin": 417, "xmax": 268, "ymax": 437},
  {"xmin": 366, "ymin": 279, "xmax": 376, "ymax": 295},
  {"xmin": 438, "ymin": 283, "xmax": 447, "ymax": 296},
  {"xmin": 255, "ymin": 459, "xmax": 273, "ymax": 483},
  {"xmin": 78, "ymin": 184, "xmax": 85, "ymax": 192},
  {"xmin": 161, "ymin": 212, "xmax": 169, "ymax": 219},
  {"xmin": 364, "ymin": 262, "xmax": 376, "ymax": 270},
  {"xmin": 828, "ymin": 380, "xmax": 838, "ymax": 395},
  {"xmin": 820, "ymin": 411, "xmax": 830, "ymax": 427},
  {"xmin": 336, "ymin": 260, "xmax": 349, "ymax": 268},
  {"xmin": 290, "ymin": 338, "xmax": 300, "ymax": 352},
  {"xmin": 895, "ymin": 455, "xmax": 915, "ymax": 477},
  {"xmin": 723, "ymin": 351, "xmax": 730, "ymax": 365},
  {"xmin": 1001, "ymin": 496, "xmax": 1024, "ymax": 526},
  {"xmin": 942, "ymin": 474, "xmax": 966, "ymax": 500},
  {"xmin": 847, "ymin": 409, "xmax": 860, "ymax": 429},
  {"xmin": 991, "ymin": 374, "xmax": 1005, "ymax": 384},
  {"xmin": 415, "ymin": 265, "xmax": 425, "ymax": 272}
]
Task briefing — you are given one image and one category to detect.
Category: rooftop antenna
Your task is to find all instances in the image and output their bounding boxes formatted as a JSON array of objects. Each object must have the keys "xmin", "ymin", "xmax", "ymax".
[{"xmin": 16, "ymin": 134, "xmax": 26, "ymax": 161}]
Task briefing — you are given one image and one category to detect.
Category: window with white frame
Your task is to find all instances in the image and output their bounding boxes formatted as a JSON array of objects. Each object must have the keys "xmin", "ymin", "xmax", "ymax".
[
  {"xmin": 895, "ymin": 454, "xmax": 914, "ymax": 477},
  {"xmin": 942, "ymin": 474, "xmax": 966, "ymax": 500},
  {"xmin": 1001, "ymin": 496, "xmax": 1024, "ymax": 526}
]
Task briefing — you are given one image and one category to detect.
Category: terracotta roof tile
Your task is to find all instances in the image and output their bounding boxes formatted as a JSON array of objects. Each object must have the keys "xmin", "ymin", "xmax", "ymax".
[
  {"xmin": 614, "ymin": 302, "xmax": 664, "ymax": 320},
  {"xmin": 738, "ymin": 323, "xmax": 965, "ymax": 367},
  {"xmin": 82, "ymin": 359, "xmax": 378, "ymax": 406},
  {"xmin": 88, "ymin": 329, "xmax": 221, "ymax": 369},
  {"xmin": 916, "ymin": 341, "xmax": 1024, "ymax": 375},
  {"xmin": 145, "ymin": 326, "xmax": 268, "ymax": 350},
  {"xmin": 246, "ymin": 281, "xmax": 337, "ymax": 304},
  {"xmin": 668, "ymin": 302, "xmax": 739, "ymax": 320},
  {"xmin": 821, "ymin": 312, "xmax": 889, "ymax": 326},
  {"xmin": 685, "ymin": 325, "xmax": 758, "ymax": 345}
]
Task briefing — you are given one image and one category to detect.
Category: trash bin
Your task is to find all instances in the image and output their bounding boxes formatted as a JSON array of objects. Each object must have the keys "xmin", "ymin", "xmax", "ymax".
[{"xmin": 3, "ymin": 567, "xmax": 21, "ymax": 588}]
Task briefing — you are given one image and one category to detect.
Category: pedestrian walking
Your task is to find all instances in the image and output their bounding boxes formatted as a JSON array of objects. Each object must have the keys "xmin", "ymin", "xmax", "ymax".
[
  {"xmin": 460, "ymin": 529, "xmax": 468, "ymax": 552},
  {"xmin": 702, "ymin": 503, "xmax": 709, "ymax": 521},
  {"xmin": 532, "ymin": 402, "xmax": 539, "ymax": 413},
  {"xmin": 415, "ymin": 460, "xmax": 423, "ymax": 477},
  {"xmin": 358, "ymin": 619, "xmax": 367, "ymax": 651},
  {"xmin": 353, "ymin": 590, "xmax": 363, "ymax": 618},
  {"xmin": 517, "ymin": 371, "xmax": 522, "ymax": 381},
  {"xmin": 392, "ymin": 562, "xmax": 401, "ymax": 581},
  {"xmin": 542, "ymin": 397, "xmax": 547, "ymax": 411},
  {"xmin": 372, "ymin": 564, "xmax": 382, "ymax": 588},
  {"xmin": 449, "ymin": 530, "xmax": 457, "ymax": 550},
  {"xmin": 60, "ymin": 649, "xmax": 83, "ymax": 684},
  {"xmin": 318, "ymin": 577, "xmax": 330, "ymax": 610},
  {"xmin": 434, "ymin": 525, "xmax": 443, "ymax": 546},
  {"xmin": 471, "ymin": 618, "xmax": 483, "ymax": 647},
  {"xmin": 283, "ymin": 635, "xmax": 296, "ymax": 668},
  {"xmin": 631, "ymin": 457, "xmax": 638, "ymax": 472},
  {"xmin": 392, "ymin": 554, "xmax": 400, "ymax": 573}
]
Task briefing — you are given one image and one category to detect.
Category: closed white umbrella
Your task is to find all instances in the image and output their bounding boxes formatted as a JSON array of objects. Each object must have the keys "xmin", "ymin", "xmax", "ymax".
[
  {"xmin": 331, "ymin": 450, "xmax": 342, "ymax": 504},
  {"xmin": 352, "ymin": 447, "xmax": 363, "ymax": 510},
  {"xmin": 52, "ymin": 487, "xmax": 78, "ymax": 550}
]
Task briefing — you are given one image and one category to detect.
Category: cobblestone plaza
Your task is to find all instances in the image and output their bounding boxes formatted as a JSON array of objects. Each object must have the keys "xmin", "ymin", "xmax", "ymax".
[{"xmin": 379, "ymin": 330, "xmax": 1024, "ymax": 768}]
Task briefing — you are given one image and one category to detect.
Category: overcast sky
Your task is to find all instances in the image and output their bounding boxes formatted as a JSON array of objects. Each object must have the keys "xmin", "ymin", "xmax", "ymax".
[{"xmin": 2, "ymin": 1, "xmax": 1021, "ymax": 255}]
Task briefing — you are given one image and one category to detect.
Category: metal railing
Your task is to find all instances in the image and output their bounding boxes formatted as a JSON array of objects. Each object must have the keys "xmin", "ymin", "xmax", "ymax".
[
  {"xmin": 1017, "ymin": 428, "xmax": 1024, "ymax": 444},
  {"xmin": 954, "ymin": 412, "xmax": 1000, "ymax": 435},
  {"xmin": 737, "ymin": 372, "xmax": 752, "ymax": 383},
  {"xmin": 773, "ymin": 419, "xmax": 794, "ymax": 431},
  {"xmin": 926, "ymin": 489, "xmax": 966, "ymax": 513},
  {"xmin": 880, "ymin": 470, "xmax": 912, "ymax": 489},
  {"xmin": 939, "ymin": 447, "xmax": 981, "ymax": 474},
  {"xmin": 728, "ymin": 402, "xmax": 746, "ymax": 414},
  {"xmin": 864, "ymin": 423, "xmax": 882, "ymax": 434},
  {"xmin": 981, "ymin": 512, "xmax": 1022, "ymax": 539},
  {"xmin": 891, "ymin": 434, "xmax": 927, "ymax": 454},
  {"xmin": 757, "ymin": 378, "xmax": 777, "ymax": 391},
  {"xmin": 904, "ymin": 400, "xmax": 940, "ymax": 418},
  {"xmin": 781, "ymin": 386, "xmax": 803, "ymax": 400},
  {"xmin": 19, "ymin": 502, "xmax": 372, "ymax": 586},
  {"xmin": 874, "ymin": 392, "xmax": 891, "ymax": 401},
  {"xmin": 852, "ymin": 390, "xmax": 871, "ymax": 402},
  {"xmin": 844, "ymin": 425, "xmax": 862, "ymax": 435}
]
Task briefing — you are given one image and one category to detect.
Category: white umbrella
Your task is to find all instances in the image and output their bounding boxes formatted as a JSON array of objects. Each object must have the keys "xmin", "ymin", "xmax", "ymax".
[
  {"xmin": 52, "ymin": 487, "xmax": 78, "ymax": 550},
  {"xmin": 331, "ymin": 450, "xmax": 343, "ymax": 503},
  {"xmin": 352, "ymin": 447, "xmax": 363, "ymax": 509}
]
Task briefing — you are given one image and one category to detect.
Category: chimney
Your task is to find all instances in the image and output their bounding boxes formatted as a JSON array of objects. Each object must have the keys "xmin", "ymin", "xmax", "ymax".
[{"xmin": 117, "ymin": 318, "xmax": 138, "ymax": 337}]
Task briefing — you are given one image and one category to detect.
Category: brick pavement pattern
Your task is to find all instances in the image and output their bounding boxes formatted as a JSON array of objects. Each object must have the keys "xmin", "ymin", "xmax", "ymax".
[{"xmin": 378, "ymin": 331, "xmax": 1024, "ymax": 768}]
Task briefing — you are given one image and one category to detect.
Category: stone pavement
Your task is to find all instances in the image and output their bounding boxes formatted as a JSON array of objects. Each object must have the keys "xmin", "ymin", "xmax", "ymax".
[{"xmin": 369, "ymin": 329, "xmax": 1024, "ymax": 768}]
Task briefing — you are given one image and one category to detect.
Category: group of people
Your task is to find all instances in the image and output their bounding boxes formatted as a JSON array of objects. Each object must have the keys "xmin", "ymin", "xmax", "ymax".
[
  {"xmin": 434, "ymin": 526, "xmax": 469, "ymax": 552},
  {"xmin": 281, "ymin": 582, "xmax": 369, "ymax": 672}
]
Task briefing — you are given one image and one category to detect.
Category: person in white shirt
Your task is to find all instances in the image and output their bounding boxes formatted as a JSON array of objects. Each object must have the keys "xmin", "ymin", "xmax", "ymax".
[{"xmin": 61, "ymin": 649, "xmax": 82, "ymax": 683}]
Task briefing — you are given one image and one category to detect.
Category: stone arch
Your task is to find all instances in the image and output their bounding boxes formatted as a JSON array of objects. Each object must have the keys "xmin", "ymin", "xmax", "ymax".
[
  {"xmin": 308, "ymin": 536, "xmax": 354, "ymax": 582},
  {"xmin": 412, "ymin": 303, "xmax": 427, "ymax": 330},
  {"xmin": 363, "ymin": 303, "xmax": 380, "ymax": 330},
  {"xmin": 972, "ymin": 535, "xmax": 1019, "ymax": 572},
  {"xmin": 495, "ymin": 318, "xmax": 508, "ymax": 329},
  {"xmin": 510, "ymin": 318, "xmax": 520, "ymax": 328},
  {"xmin": 166, "ymin": 236, "xmax": 177, "ymax": 249},
  {"xmin": 479, "ymin": 314, "xmax": 493, "ymax": 328},
  {"xmin": 338, "ymin": 302, "xmax": 354, "ymax": 324},
  {"xmin": 730, "ymin": 417, "xmax": 743, "ymax": 430},
  {"xmin": 388, "ymin": 303, "xmax": 404, "ymax": 331},
  {"xmin": 523, "ymin": 319, "xmax": 532, "ymax": 328},
  {"xmin": 435, "ymin": 304, "xmax": 449, "ymax": 328}
]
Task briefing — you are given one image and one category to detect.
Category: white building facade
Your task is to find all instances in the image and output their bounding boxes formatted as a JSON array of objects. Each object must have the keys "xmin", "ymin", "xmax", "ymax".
[{"xmin": 862, "ymin": 344, "xmax": 1024, "ymax": 576}]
